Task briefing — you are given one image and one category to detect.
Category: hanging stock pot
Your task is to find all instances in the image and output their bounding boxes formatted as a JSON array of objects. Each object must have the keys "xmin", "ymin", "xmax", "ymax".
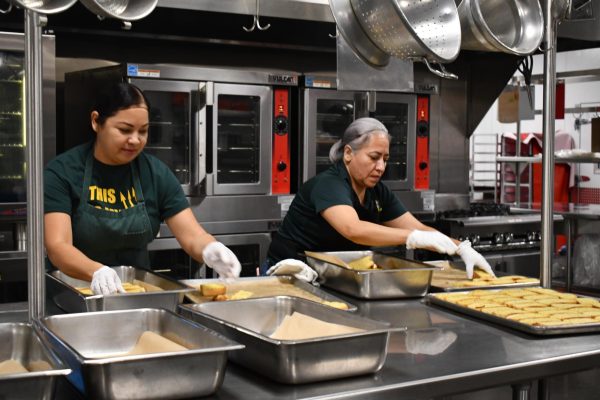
[
  {"xmin": 8, "ymin": 0, "xmax": 77, "ymax": 13},
  {"xmin": 330, "ymin": 0, "xmax": 462, "ymax": 79},
  {"xmin": 457, "ymin": 0, "xmax": 544, "ymax": 55}
]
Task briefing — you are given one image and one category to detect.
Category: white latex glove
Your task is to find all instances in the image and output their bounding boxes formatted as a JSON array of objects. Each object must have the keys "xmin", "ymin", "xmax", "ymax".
[
  {"xmin": 405, "ymin": 328, "xmax": 457, "ymax": 356},
  {"xmin": 406, "ymin": 230, "xmax": 458, "ymax": 255},
  {"xmin": 202, "ymin": 241, "xmax": 242, "ymax": 280},
  {"xmin": 456, "ymin": 240, "xmax": 496, "ymax": 279},
  {"xmin": 91, "ymin": 266, "xmax": 125, "ymax": 295},
  {"xmin": 266, "ymin": 259, "xmax": 318, "ymax": 285}
]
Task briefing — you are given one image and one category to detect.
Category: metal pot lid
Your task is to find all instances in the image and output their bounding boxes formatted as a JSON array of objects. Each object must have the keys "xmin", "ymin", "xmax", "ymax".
[
  {"xmin": 329, "ymin": 0, "xmax": 390, "ymax": 68},
  {"xmin": 11, "ymin": 0, "xmax": 77, "ymax": 14}
]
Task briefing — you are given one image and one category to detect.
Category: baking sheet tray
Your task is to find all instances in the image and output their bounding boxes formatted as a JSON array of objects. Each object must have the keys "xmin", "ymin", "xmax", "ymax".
[
  {"xmin": 180, "ymin": 276, "xmax": 356, "ymax": 311},
  {"xmin": 426, "ymin": 260, "xmax": 540, "ymax": 292},
  {"xmin": 179, "ymin": 296, "xmax": 403, "ymax": 383},
  {"xmin": 47, "ymin": 266, "xmax": 193, "ymax": 313},
  {"xmin": 40, "ymin": 308, "xmax": 243, "ymax": 400},
  {"xmin": 305, "ymin": 250, "xmax": 437, "ymax": 299},
  {"xmin": 426, "ymin": 290, "xmax": 600, "ymax": 336},
  {"xmin": 0, "ymin": 323, "xmax": 71, "ymax": 400}
]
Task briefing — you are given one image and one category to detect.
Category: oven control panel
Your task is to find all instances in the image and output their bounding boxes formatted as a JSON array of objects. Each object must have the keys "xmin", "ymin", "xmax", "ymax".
[
  {"xmin": 272, "ymin": 88, "xmax": 290, "ymax": 194},
  {"xmin": 415, "ymin": 95, "xmax": 430, "ymax": 189}
]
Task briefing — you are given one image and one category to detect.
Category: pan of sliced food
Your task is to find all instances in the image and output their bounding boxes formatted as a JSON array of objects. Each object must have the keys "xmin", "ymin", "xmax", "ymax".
[
  {"xmin": 304, "ymin": 250, "xmax": 438, "ymax": 299},
  {"xmin": 427, "ymin": 287, "xmax": 600, "ymax": 335},
  {"xmin": 47, "ymin": 266, "xmax": 192, "ymax": 313},
  {"xmin": 426, "ymin": 260, "xmax": 540, "ymax": 291},
  {"xmin": 179, "ymin": 276, "xmax": 355, "ymax": 311}
]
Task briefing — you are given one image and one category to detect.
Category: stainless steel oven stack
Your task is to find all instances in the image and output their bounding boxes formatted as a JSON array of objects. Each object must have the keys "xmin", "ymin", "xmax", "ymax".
[
  {"xmin": 63, "ymin": 64, "xmax": 298, "ymax": 279},
  {"xmin": 300, "ymin": 73, "xmax": 434, "ymax": 215}
]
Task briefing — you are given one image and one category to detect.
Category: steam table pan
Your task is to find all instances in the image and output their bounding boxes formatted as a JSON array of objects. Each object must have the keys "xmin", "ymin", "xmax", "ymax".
[
  {"xmin": 40, "ymin": 308, "xmax": 243, "ymax": 400},
  {"xmin": 179, "ymin": 296, "xmax": 403, "ymax": 384},
  {"xmin": 47, "ymin": 266, "xmax": 193, "ymax": 312},
  {"xmin": 305, "ymin": 250, "xmax": 438, "ymax": 299},
  {"xmin": 0, "ymin": 322, "xmax": 70, "ymax": 400}
]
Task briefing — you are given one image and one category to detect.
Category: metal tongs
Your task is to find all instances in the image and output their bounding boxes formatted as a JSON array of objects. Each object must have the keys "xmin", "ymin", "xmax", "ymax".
[{"xmin": 517, "ymin": 55, "xmax": 534, "ymax": 110}]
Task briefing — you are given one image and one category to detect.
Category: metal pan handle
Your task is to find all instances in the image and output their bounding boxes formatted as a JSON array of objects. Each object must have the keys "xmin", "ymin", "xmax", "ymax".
[
  {"xmin": 194, "ymin": 82, "xmax": 208, "ymax": 187},
  {"xmin": 422, "ymin": 59, "xmax": 458, "ymax": 80}
]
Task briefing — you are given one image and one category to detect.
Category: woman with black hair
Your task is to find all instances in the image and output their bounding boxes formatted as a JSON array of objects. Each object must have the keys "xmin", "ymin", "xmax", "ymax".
[{"xmin": 44, "ymin": 82, "xmax": 240, "ymax": 295}]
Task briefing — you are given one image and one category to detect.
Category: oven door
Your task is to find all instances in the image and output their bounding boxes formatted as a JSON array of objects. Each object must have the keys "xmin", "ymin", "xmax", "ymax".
[
  {"xmin": 129, "ymin": 78, "xmax": 205, "ymax": 196},
  {"xmin": 302, "ymin": 88, "xmax": 355, "ymax": 182},
  {"xmin": 147, "ymin": 237, "xmax": 201, "ymax": 280},
  {"xmin": 373, "ymin": 93, "xmax": 417, "ymax": 191},
  {"xmin": 207, "ymin": 233, "xmax": 271, "ymax": 278},
  {"xmin": 209, "ymin": 83, "xmax": 272, "ymax": 195}
]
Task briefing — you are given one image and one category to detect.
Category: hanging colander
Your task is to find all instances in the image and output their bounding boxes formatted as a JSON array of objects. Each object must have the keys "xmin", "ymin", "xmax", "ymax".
[
  {"xmin": 79, "ymin": 0, "xmax": 158, "ymax": 21},
  {"xmin": 9, "ymin": 0, "xmax": 77, "ymax": 14},
  {"xmin": 348, "ymin": 0, "xmax": 462, "ymax": 79},
  {"xmin": 457, "ymin": 0, "xmax": 543, "ymax": 55}
]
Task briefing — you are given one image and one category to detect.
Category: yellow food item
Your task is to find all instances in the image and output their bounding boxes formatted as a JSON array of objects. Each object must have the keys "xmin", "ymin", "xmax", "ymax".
[
  {"xmin": 322, "ymin": 301, "xmax": 350, "ymax": 310},
  {"xmin": 347, "ymin": 256, "xmax": 377, "ymax": 270},
  {"xmin": 75, "ymin": 283, "xmax": 146, "ymax": 296},
  {"xmin": 76, "ymin": 287, "xmax": 94, "ymax": 296},
  {"xmin": 229, "ymin": 290, "xmax": 253, "ymax": 300},
  {"xmin": 200, "ymin": 283, "xmax": 226, "ymax": 297},
  {"xmin": 213, "ymin": 294, "xmax": 229, "ymax": 301}
]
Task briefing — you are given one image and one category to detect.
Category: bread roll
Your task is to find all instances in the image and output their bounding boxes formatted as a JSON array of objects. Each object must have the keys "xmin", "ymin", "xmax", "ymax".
[{"xmin": 200, "ymin": 283, "xmax": 226, "ymax": 297}]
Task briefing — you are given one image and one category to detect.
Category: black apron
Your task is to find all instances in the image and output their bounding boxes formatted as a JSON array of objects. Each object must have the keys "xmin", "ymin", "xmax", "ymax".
[{"xmin": 71, "ymin": 150, "xmax": 155, "ymax": 267}]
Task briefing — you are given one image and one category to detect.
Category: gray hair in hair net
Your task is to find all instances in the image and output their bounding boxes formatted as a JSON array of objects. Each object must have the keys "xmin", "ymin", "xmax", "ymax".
[{"xmin": 329, "ymin": 117, "xmax": 390, "ymax": 163}]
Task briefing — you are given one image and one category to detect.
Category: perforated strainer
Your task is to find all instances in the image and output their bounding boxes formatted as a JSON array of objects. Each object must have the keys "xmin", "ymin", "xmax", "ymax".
[{"xmin": 349, "ymin": 0, "xmax": 461, "ymax": 79}]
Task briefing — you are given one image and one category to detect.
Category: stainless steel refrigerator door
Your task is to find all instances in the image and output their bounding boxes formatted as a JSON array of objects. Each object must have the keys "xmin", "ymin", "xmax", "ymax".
[
  {"xmin": 129, "ymin": 78, "xmax": 204, "ymax": 196},
  {"xmin": 302, "ymin": 88, "xmax": 355, "ymax": 182},
  {"xmin": 374, "ymin": 92, "xmax": 417, "ymax": 191},
  {"xmin": 210, "ymin": 83, "xmax": 271, "ymax": 195}
]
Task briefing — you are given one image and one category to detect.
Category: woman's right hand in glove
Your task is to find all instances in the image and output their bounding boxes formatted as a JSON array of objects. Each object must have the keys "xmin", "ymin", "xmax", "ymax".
[
  {"xmin": 406, "ymin": 230, "xmax": 458, "ymax": 255},
  {"xmin": 91, "ymin": 266, "xmax": 125, "ymax": 295}
]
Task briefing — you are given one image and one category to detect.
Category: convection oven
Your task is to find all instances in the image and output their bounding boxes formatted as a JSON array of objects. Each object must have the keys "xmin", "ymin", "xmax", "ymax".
[{"xmin": 301, "ymin": 74, "xmax": 427, "ymax": 192}]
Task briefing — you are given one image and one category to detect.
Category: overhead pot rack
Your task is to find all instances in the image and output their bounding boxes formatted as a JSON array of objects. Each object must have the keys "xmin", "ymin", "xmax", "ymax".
[
  {"xmin": 457, "ymin": 0, "xmax": 544, "ymax": 55},
  {"xmin": 329, "ymin": 0, "xmax": 462, "ymax": 80}
]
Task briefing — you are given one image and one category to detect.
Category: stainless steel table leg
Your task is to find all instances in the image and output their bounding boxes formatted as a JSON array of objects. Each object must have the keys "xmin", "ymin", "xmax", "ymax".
[
  {"xmin": 566, "ymin": 218, "xmax": 572, "ymax": 292},
  {"xmin": 512, "ymin": 382, "xmax": 532, "ymax": 400}
]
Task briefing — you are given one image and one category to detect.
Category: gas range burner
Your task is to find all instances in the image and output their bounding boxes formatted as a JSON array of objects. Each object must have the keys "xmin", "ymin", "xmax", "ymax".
[{"xmin": 437, "ymin": 203, "xmax": 511, "ymax": 219}]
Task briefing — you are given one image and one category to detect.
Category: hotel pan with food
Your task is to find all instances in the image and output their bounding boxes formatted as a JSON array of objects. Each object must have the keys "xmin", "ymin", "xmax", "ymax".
[
  {"xmin": 305, "ymin": 250, "xmax": 438, "ymax": 299},
  {"xmin": 47, "ymin": 266, "xmax": 192, "ymax": 312},
  {"xmin": 0, "ymin": 323, "xmax": 70, "ymax": 400},
  {"xmin": 39, "ymin": 308, "xmax": 243, "ymax": 400},
  {"xmin": 179, "ymin": 296, "xmax": 403, "ymax": 383}
]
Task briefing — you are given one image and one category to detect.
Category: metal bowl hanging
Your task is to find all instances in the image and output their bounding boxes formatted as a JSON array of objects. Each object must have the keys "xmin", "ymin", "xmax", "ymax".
[
  {"xmin": 347, "ymin": 0, "xmax": 462, "ymax": 79},
  {"xmin": 457, "ymin": 0, "xmax": 544, "ymax": 55},
  {"xmin": 8, "ymin": 0, "xmax": 77, "ymax": 14},
  {"xmin": 79, "ymin": 0, "xmax": 158, "ymax": 21}
]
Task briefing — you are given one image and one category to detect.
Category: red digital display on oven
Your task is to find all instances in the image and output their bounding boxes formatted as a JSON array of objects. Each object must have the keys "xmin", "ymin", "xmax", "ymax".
[
  {"xmin": 272, "ymin": 88, "xmax": 290, "ymax": 194},
  {"xmin": 415, "ymin": 96, "xmax": 430, "ymax": 189}
]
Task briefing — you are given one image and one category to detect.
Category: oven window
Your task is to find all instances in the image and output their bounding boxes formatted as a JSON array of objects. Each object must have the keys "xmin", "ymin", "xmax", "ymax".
[
  {"xmin": 315, "ymin": 99, "xmax": 354, "ymax": 175},
  {"xmin": 205, "ymin": 243, "xmax": 260, "ymax": 278},
  {"xmin": 216, "ymin": 94, "xmax": 261, "ymax": 184},
  {"xmin": 0, "ymin": 51, "xmax": 25, "ymax": 202},
  {"xmin": 148, "ymin": 248, "xmax": 198, "ymax": 280},
  {"xmin": 143, "ymin": 91, "xmax": 191, "ymax": 185},
  {"xmin": 375, "ymin": 102, "xmax": 409, "ymax": 181}
]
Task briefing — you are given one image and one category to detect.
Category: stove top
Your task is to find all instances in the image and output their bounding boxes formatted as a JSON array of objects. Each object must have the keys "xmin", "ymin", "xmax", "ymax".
[{"xmin": 436, "ymin": 203, "xmax": 511, "ymax": 219}]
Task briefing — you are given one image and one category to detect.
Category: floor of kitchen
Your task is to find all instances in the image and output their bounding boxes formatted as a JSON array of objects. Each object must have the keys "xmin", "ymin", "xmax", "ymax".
[{"xmin": 439, "ymin": 367, "xmax": 600, "ymax": 400}]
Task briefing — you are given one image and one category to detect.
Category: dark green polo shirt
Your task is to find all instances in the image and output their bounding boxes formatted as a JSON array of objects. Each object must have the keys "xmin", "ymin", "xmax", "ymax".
[
  {"xmin": 268, "ymin": 162, "xmax": 407, "ymax": 263},
  {"xmin": 44, "ymin": 142, "xmax": 190, "ymax": 238}
]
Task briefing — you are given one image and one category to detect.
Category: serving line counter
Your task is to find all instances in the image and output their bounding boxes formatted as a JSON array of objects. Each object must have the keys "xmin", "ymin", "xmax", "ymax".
[{"xmin": 47, "ymin": 295, "xmax": 600, "ymax": 399}]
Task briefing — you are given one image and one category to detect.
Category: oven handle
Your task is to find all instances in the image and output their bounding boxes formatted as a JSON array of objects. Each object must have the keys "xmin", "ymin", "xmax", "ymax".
[{"xmin": 194, "ymin": 82, "xmax": 209, "ymax": 187}]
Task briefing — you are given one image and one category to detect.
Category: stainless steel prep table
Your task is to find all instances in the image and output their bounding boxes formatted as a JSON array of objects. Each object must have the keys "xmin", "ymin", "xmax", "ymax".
[{"xmin": 54, "ymin": 297, "xmax": 600, "ymax": 399}]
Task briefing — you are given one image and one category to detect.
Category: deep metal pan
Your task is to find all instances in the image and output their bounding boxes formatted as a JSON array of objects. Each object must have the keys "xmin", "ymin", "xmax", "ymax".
[
  {"xmin": 47, "ymin": 266, "xmax": 193, "ymax": 312},
  {"xmin": 427, "ymin": 291, "xmax": 600, "ymax": 336},
  {"xmin": 40, "ymin": 308, "xmax": 243, "ymax": 400},
  {"xmin": 179, "ymin": 296, "xmax": 404, "ymax": 384},
  {"xmin": 0, "ymin": 322, "xmax": 71, "ymax": 400},
  {"xmin": 305, "ymin": 250, "xmax": 438, "ymax": 299}
]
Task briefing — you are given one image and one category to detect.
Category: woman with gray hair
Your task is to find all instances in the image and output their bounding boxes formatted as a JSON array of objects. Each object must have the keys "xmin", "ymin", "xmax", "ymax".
[{"xmin": 265, "ymin": 117, "xmax": 494, "ymax": 282}]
